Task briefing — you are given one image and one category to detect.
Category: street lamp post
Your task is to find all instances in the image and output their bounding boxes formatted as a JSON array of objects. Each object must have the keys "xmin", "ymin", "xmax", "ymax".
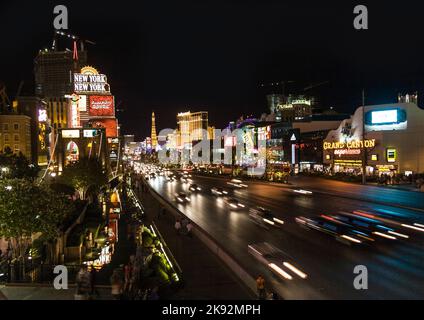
[{"xmin": 361, "ymin": 89, "xmax": 367, "ymax": 185}]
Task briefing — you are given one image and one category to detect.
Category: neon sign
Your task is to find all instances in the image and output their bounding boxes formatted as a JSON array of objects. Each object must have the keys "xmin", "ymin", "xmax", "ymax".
[
  {"xmin": 323, "ymin": 139, "xmax": 375, "ymax": 150},
  {"xmin": 74, "ymin": 66, "xmax": 110, "ymax": 93},
  {"xmin": 334, "ymin": 149, "xmax": 361, "ymax": 156}
]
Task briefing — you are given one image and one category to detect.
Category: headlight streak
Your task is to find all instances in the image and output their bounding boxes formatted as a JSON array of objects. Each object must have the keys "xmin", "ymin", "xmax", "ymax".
[
  {"xmin": 373, "ymin": 231, "xmax": 397, "ymax": 240},
  {"xmin": 401, "ymin": 224, "xmax": 424, "ymax": 232},
  {"xmin": 388, "ymin": 231, "xmax": 409, "ymax": 239},
  {"xmin": 268, "ymin": 263, "xmax": 293, "ymax": 280},
  {"xmin": 263, "ymin": 218, "xmax": 275, "ymax": 225},
  {"xmin": 340, "ymin": 235, "xmax": 362, "ymax": 243},
  {"xmin": 283, "ymin": 262, "xmax": 308, "ymax": 279},
  {"xmin": 273, "ymin": 218, "xmax": 285, "ymax": 225}
]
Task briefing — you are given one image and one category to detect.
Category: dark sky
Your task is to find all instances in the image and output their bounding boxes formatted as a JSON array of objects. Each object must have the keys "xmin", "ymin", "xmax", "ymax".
[{"xmin": 2, "ymin": 0, "xmax": 424, "ymax": 139}]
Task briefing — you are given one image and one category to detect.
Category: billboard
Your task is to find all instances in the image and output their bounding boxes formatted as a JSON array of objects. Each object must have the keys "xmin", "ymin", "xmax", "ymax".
[
  {"xmin": 371, "ymin": 110, "xmax": 397, "ymax": 124},
  {"xmin": 365, "ymin": 108, "xmax": 407, "ymax": 131},
  {"xmin": 90, "ymin": 118, "xmax": 118, "ymax": 138},
  {"xmin": 62, "ymin": 129, "xmax": 80, "ymax": 138},
  {"xmin": 83, "ymin": 129, "xmax": 100, "ymax": 138},
  {"xmin": 74, "ymin": 67, "xmax": 110, "ymax": 94},
  {"xmin": 89, "ymin": 96, "xmax": 114, "ymax": 117}
]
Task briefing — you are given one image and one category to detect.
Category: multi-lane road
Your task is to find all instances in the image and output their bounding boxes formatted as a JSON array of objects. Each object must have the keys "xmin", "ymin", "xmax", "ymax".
[{"xmin": 146, "ymin": 171, "xmax": 424, "ymax": 299}]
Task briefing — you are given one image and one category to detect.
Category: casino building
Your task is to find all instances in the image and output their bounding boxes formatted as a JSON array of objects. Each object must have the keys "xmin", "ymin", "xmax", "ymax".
[
  {"xmin": 323, "ymin": 101, "xmax": 424, "ymax": 176},
  {"xmin": 52, "ymin": 65, "xmax": 120, "ymax": 172}
]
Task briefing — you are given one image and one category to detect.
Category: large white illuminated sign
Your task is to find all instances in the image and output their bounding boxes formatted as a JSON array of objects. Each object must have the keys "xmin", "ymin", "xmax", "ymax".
[
  {"xmin": 38, "ymin": 109, "xmax": 48, "ymax": 122},
  {"xmin": 371, "ymin": 110, "xmax": 398, "ymax": 124}
]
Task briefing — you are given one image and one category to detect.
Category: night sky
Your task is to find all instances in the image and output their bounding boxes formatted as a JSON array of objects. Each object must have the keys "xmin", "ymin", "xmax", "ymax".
[{"xmin": 1, "ymin": 0, "xmax": 424, "ymax": 139}]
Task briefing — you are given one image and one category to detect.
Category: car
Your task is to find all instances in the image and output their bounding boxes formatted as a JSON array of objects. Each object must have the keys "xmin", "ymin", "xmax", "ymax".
[
  {"xmin": 224, "ymin": 197, "xmax": 245, "ymax": 210},
  {"xmin": 174, "ymin": 192, "xmax": 191, "ymax": 204},
  {"xmin": 354, "ymin": 209, "xmax": 424, "ymax": 235},
  {"xmin": 211, "ymin": 187, "xmax": 229, "ymax": 196},
  {"xmin": 189, "ymin": 183, "xmax": 202, "ymax": 192},
  {"xmin": 331, "ymin": 211, "xmax": 409, "ymax": 241},
  {"xmin": 249, "ymin": 207, "xmax": 284, "ymax": 228},
  {"xmin": 248, "ymin": 242, "xmax": 308, "ymax": 281},
  {"xmin": 227, "ymin": 179, "xmax": 248, "ymax": 188},
  {"xmin": 293, "ymin": 189, "xmax": 313, "ymax": 195},
  {"xmin": 295, "ymin": 215, "xmax": 375, "ymax": 246},
  {"xmin": 166, "ymin": 175, "xmax": 176, "ymax": 182},
  {"xmin": 181, "ymin": 176, "xmax": 191, "ymax": 184}
]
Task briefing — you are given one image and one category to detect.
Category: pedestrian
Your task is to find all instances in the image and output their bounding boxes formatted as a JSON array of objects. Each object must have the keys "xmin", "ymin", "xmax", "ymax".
[
  {"xmin": 89, "ymin": 266, "xmax": 99, "ymax": 299},
  {"xmin": 75, "ymin": 265, "xmax": 90, "ymax": 300},
  {"xmin": 110, "ymin": 269, "xmax": 123, "ymax": 300},
  {"xmin": 175, "ymin": 219, "xmax": 182, "ymax": 235},
  {"xmin": 267, "ymin": 291, "xmax": 279, "ymax": 300},
  {"xmin": 158, "ymin": 207, "xmax": 166, "ymax": 219},
  {"xmin": 256, "ymin": 275, "xmax": 266, "ymax": 300},
  {"xmin": 6, "ymin": 248, "xmax": 12, "ymax": 262},
  {"xmin": 186, "ymin": 221, "xmax": 193, "ymax": 237},
  {"xmin": 124, "ymin": 262, "xmax": 133, "ymax": 293},
  {"xmin": 147, "ymin": 286, "xmax": 159, "ymax": 300}
]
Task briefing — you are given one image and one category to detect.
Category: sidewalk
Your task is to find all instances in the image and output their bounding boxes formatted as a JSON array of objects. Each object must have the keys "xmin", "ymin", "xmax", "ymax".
[
  {"xmin": 0, "ymin": 284, "xmax": 113, "ymax": 300},
  {"xmin": 136, "ymin": 188, "xmax": 254, "ymax": 300},
  {"xmin": 96, "ymin": 188, "xmax": 137, "ymax": 285}
]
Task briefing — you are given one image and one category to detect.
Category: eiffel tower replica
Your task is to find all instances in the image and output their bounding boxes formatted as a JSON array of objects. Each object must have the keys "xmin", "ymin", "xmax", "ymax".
[{"xmin": 151, "ymin": 111, "xmax": 158, "ymax": 150}]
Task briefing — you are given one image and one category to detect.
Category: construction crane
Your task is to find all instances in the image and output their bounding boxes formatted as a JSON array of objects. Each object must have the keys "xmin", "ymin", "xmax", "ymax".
[
  {"xmin": 52, "ymin": 30, "xmax": 96, "ymax": 54},
  {"xmin": 303, "ymin": 80, "xmax": 329, "ymax": 92}
]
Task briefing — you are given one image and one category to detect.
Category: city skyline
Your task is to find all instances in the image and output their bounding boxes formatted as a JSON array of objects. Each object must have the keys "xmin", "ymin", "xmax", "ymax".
[{"xmin": 2, "ymin": 1, "xmax": 424, "ymax": 140}]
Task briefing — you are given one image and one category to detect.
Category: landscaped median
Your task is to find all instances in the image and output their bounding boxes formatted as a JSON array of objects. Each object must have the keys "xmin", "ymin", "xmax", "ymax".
[{"xmin": 135, "ymin": 223, "xmax": 182, "ymax": 289}]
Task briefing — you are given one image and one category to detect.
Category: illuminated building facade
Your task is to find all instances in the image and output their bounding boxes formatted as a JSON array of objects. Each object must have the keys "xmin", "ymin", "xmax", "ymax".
[
  {"xmin": 34, "ymin": 49, "xmax": 87, "ymax": 98},
  {"xmin": 177, "ymin": 111, "xmax": 214, "ymax": 148},
  {"xmin": 56, "ymin": 127, "xmax": 107, "ymax": 171},
  {"xmin": 278, "ymin": 95, "xmax": 313, "ymax": 122},
  {"xmin": 15, "ymin": 96, "xmax": 50, "ymax": 165},
  {"xmin": 70, "ymin": 66, "xmax": 118, "ymax": 139},
  {"xmin": 323, "ymin": 102, "xmax": 424, "ymax": 175},
  {"xmin": 0, "ymin": 114, "xmax": 31, "ymax": 159}
]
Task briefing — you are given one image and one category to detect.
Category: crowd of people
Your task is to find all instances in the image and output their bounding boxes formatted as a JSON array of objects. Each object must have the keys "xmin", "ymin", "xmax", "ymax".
[
  {"xmin": 174, "ymin": 217, "xmax": 193, "ymax": 237},
  {"xmin": 108, "ymin": 255, "xmax": 160, "ymax": 300},
  {"xmin": 74, "ymin": 265, "xmax": 99, "ymax": 300}
]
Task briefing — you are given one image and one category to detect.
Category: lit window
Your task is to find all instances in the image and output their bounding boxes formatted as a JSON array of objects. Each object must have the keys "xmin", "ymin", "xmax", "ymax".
[{"xmin": 371, "ymin": 154, "xmax": 378, "ymax": 161}]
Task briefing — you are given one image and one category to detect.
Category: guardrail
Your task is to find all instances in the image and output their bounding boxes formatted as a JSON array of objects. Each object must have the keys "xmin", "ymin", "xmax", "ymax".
[{"xmin": 143, "ymin": 178, "xmax": 258, "ymax": 297}]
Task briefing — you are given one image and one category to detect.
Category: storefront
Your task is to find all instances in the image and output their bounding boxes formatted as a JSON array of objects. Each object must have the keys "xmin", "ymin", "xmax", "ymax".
[{"xmin": 323, "ymin": 101, "xmax": 424, "ymax": 175}]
